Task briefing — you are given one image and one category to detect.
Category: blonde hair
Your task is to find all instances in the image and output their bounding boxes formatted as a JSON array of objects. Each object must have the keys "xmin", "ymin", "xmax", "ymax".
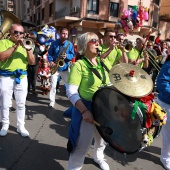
[{"xmin": 77, "ymin": 32, "xmax": 98, "ymax": 55}]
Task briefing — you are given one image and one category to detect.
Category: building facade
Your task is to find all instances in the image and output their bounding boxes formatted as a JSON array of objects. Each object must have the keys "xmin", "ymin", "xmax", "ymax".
[
  {"xmin": 1, "ymin": 0, "xmax": 165, "ymax": 40},
  {"xmin": 159, "ymin": 0, "xmax": 170, "ymax": 39}
]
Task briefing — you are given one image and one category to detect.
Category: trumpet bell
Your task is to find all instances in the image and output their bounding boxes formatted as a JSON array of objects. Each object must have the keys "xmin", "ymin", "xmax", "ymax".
[
  {"xmin": 0, "ymin": 10, "xmax": 20, "ymax": 39},
  {"xmin": 117, "ymin": 42, "xmax": 133, "ymax": 52},
  {"xmin": 22, "ymin": 38, "xmax": 35, "ymax": 50}
]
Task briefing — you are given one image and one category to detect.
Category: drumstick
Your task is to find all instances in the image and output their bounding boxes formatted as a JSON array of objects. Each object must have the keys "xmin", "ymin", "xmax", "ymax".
[{"xmin": 93, "ymin": 120, "xmax": 113, "ymax": 135}]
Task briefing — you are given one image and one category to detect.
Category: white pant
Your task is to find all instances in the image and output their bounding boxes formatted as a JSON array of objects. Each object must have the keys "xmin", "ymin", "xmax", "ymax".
[
  {"xmin": 0, "ymin": 76, "xmax": 27, "ymax": 127},
  {"xmin": 49, "ymin": 71, "xmax": 69, "ymax": 107},
  {"xmin": 68, "ymin": 120, "xmax": 106, "ymax": 170},
  {"xmin": 157, "ymin": 98, "xmax": 170, "ymax": 170}
]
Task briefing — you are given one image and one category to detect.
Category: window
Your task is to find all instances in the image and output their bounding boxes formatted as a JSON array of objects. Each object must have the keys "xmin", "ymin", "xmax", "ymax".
[
  {"xmin": 49, "ymin": 3, "xmax": 53, "ymax": 17},
  {"xmin": 42, "ymin": 8, "xmax": 44, "ymax": 20},
  {"xmin": 87, "ymin": 0, "xmax": 99, "ymax": 14},
  {"xmin": 154, "ymin": 0, "xmax": 160, "ymax": 6},
  {"xmin": 110, "ymin": 2, "xmax": 119, "ymax": 17}
]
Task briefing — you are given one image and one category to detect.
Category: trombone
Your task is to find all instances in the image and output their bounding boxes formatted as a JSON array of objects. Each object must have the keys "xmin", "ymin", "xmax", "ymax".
[{"xmin": 144, "ymin": 49, "xmax": 161, "ymax": 72}]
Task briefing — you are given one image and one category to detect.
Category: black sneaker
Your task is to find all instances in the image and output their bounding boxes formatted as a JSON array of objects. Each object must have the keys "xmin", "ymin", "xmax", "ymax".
[{"xmin": 9, "ymin": 107, "xmax": 16, "ymax": 112}]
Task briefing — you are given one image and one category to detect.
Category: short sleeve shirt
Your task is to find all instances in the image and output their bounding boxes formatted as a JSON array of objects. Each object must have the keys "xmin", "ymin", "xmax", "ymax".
[
  {"xmin": 67, "ymin": 57, "xmax": 111, "ymax": 101},
  {"xmin": 99, "ymin": 44, "xmax": 122, "ymax": 67},
  {"xmin": 126, "ymin": 47, "xmax": 144, "ymax": 68},
  {"xmin": 0, "ymin": 39, "xmax": 28, "ymax": 71}
]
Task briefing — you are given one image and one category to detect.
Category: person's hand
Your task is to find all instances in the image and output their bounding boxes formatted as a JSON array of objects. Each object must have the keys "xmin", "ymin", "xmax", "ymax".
[
  {"xmin": 82, "ymin": 110, "xmax": 94, "ymax": 123},
  {"xmin": 109, "ymin": 41, "xmax": 116, "ymax": 51},
  {"xmin": 15, "ymin": 39, "xmax": 23, "ymax": 47},
  {"xmin": 50, "ymin": 61, "xmax": 56, "ymax": 67}
]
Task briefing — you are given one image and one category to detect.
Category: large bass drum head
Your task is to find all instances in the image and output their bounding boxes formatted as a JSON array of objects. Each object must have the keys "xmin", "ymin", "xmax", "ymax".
[{"xmin": 92, "ymin": 87, "xmax": 143, "ymax": 154}]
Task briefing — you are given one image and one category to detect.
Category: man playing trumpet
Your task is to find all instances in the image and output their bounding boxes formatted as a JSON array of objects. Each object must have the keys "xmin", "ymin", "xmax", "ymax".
[
  {"xmin": 0, "ymin": 23, "xmax": 35, "ymax": 137},
  {"xmin": 127, "ymin": 38, "xmax": 149, "ymax": 68},
  {"xmin": 99, "ymin": 28, "xmax": 128, "ymax": 67}
]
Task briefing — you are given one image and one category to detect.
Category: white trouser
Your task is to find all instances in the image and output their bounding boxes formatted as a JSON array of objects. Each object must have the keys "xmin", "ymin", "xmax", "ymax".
[
  {"xmin": 49, "ymin": 71, "xmax": 69, "ymax": 106},
  {"xmin": 0, "ymin": 76, "xmax": 27, "ymax": 127},
  {"xmin": 157, "ymin": 98, "xmax": 170, "ymax": 170},
  {"xmin": 68, "ymin": 120, "xmax": 106, "ymax": 170}
]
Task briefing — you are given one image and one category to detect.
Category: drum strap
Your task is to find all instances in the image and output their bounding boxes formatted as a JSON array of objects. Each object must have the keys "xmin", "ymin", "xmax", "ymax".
[{"xmin": 82, "ymin": 57, "xmax": 109, "ymax": 84}]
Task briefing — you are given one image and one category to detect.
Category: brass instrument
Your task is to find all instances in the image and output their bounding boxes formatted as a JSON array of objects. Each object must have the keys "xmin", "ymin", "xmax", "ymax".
[
  {"xmin": 51, "ymin": 42, "xmax": 70, "ymax": 75},
  {"xmin": 144, "ymin": 49, "xmax": 161, "ymax": 72},
  {"xmin": 116, "ymin": 42, "xmax": 133, "ymax": 52},
  {"xmin": 22, "ymin": 38, "xmax": 35, "ymax": 50},
  {"xmin": 0, "ymin": 10, "xmax": 20, "ymax": 40}
]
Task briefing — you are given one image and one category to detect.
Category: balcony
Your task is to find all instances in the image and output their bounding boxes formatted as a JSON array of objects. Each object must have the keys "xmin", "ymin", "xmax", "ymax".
[{"xmin": 55, "ymin": 7, "xmax": 70, "ymax": 19}]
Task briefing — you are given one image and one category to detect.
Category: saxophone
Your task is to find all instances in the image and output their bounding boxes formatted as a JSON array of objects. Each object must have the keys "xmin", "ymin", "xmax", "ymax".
[{"xmin": 51, "ymin": 42, "xmax": 70, "ymax": 75}]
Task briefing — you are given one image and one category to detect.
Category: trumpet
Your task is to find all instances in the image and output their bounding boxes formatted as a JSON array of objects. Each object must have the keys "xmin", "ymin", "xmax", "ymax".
[
  {"xmin": 144, "ymin": 49, "xmax": 161, "ymax": 72},
  {"xmin": 22, "ymin": 38, "xmax": 35, "ymax": 50},
  {"xmin": 116, "ymin": 42, "xmax": 133, "ymax": 52}
]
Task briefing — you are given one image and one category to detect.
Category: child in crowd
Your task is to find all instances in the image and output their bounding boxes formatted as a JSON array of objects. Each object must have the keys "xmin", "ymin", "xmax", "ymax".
[{"xmin": 39, "ymin": 60, "xmax": 51, "ymax": 95}]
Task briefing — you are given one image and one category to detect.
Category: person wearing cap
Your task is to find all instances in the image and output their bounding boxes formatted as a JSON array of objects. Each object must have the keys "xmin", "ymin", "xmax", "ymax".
[{"xmin": 27, "ymin": 31, "xmax": 48, "ymax": 98}]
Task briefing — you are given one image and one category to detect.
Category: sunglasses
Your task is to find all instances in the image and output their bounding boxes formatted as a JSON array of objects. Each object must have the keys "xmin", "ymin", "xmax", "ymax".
[
  {"xmin": 88, "ymin": 39, "xmax": 99, "ymax": 44},
  {"xmin": 107, "ymin": 35, "xmax": 117, "ymax": 39},
  {"xmin": 14, "ymin": 30, "xmax": 24, "ymax": 35}
]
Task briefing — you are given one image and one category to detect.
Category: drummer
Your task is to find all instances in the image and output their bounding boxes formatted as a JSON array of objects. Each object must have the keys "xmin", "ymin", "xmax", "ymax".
[
  {"xmin": 126, "ymin": 38, "xmax": 149, "ymax": 68},
  {"xmin": 64, "ymin": 32, "xmax": 111, "ymax": 170},
  {"xmin": 99, "ymin": 28, "xmax": 128, "ymax": 66}
]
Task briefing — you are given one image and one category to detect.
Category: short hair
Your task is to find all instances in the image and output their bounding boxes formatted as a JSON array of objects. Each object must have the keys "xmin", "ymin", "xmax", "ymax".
[
  {"xmin": 10, "ymin": 23, "xmax": 24, "ymax": 32},
  {"xmin": 77, "ymin": 32, "xmax": 98, "ymax": 55},
  {"xmin": 147, "ymin": 41, "xmax": 153, "ymax": 46},
  {"xmin": 59, "ymin": 27, "xmax": 68, "ymax": 33},
  {"xmin": 104, "ymin": 28, "xmax": 115, "ymax": 36}
]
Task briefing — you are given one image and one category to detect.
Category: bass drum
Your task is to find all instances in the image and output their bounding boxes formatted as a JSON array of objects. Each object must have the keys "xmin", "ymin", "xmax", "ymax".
[{"xmin": 92, "ymin": 87, "xmax": 161, "ymax": 155}]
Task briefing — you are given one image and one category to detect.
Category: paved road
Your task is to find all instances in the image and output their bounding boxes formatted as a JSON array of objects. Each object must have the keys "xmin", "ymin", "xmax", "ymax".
[{"xmin": 0, "ymin": 84, "xmax": 165, "ymax": 170}]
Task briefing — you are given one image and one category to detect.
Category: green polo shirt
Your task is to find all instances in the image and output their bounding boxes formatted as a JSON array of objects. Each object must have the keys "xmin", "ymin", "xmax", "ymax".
[
  {"xmin": 126, "ymin": 47, "xmax": 144, "ymax": 68},
  {"xmin": 0, "ymin": 39, "xmax": 28, "ymax": 72},
  {"xmin": 99, "ymin": 44, "xmax": 122, "ymax": 67},
  {"xmin": 67, "ymin": 57, "xmax": 111, "ymax": 101}
]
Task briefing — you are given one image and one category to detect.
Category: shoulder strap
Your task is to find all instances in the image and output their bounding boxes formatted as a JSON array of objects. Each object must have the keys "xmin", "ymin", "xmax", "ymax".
[{"xmin": 82, "ymin": 57, "xmax": 102, "ymax": 80}]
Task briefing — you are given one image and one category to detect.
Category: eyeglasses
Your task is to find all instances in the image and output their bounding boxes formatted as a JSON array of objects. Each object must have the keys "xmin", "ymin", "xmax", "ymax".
[
  {"xmin": 88, "ymin": 39, "xmax": 99, "ymax": 44},
  {"xmin": 14, "ymin": 30, "xmax": 24, "ymax": 35},
  {"xmin": 147, "ymin": 45, "xmax": 152, "ymax": 46},
  {"xmin": 106, "ymin": 35, "xmax": 117, "ymax": 39}
]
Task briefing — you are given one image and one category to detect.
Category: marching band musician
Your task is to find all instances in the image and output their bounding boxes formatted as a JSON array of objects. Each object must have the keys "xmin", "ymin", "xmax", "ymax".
[
  {"xmin": 126, "ymin": 38, "xmax": 149, "ymax": 68},
  {"xmin": 143, "ymin": 41, "xmax": 158, "ymax": 84},
  {"xmin": 65, "ymin": 32, "xmax": 111, "ymax": 170},
  {"xmin": 0, "ymin": 23, "xmax": 35, "ymax": 137},
  {"xmin": 48, "ymin": 28, "xmax": 75, "ymax": 108},
  {"xmin": 99, "ymin": 28, "xmax": 128, "ymax": 66}
]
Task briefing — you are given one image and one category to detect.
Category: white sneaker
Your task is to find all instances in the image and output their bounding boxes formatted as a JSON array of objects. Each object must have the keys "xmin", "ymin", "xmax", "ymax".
[
  {"xmin": 17, "ymin": 127, "xmax": 29, "ymax": 137},
  {"xmin": 0, "ymin": 124, "xmax": 9, "ymax": 136},
  {"xmin": 94, "ymin": 159, "xmax": 110, "ymax": 170}
]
